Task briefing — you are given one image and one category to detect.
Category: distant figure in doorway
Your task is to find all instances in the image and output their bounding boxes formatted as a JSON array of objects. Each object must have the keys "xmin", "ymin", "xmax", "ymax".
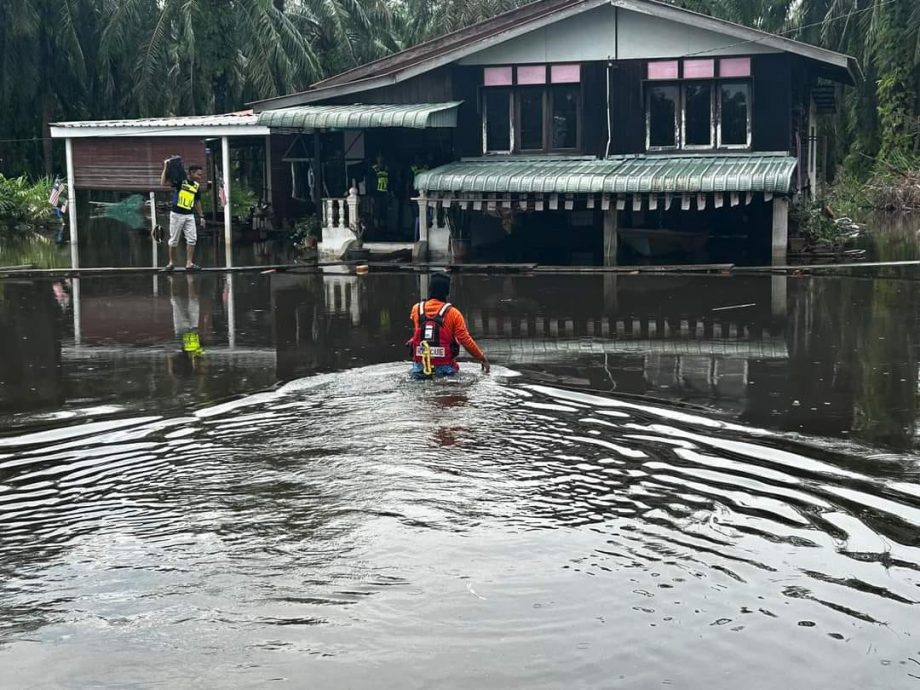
[
  {"xmin": 161, "ymin": 160, "xmax": 205, "ymax": 271},
  {"xmin": 407, "ymin": 272, "xmax": 489, "ymax": 379},
  {"xmin": 370, "ymin": 152, "xmax": 390, "ymax": 234}
]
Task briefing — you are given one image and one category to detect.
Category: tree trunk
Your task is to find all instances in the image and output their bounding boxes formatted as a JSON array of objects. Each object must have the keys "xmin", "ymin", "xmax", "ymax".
[{"xmin": 42, "ymin": 93, "xmax": 54, "ymax": 177}]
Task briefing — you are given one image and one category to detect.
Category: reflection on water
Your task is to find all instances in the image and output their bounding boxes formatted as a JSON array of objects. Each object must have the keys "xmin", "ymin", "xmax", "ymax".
[
  {"xmin": 3, "ymin": 217, "xmax": 920, "ymax": 685},
  {"xmin": 0, "ymin": 364, "xmax": 919, "ymax": 687},
  {"xmin": 7, "ymin": 269, "xmax": 918, "ymax": 450}
]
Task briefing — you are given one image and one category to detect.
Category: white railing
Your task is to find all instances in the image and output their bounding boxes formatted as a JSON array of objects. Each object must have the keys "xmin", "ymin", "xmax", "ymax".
[{"xmin": 322, "ymin": 187, "xmax": 360, "ymax": 232}]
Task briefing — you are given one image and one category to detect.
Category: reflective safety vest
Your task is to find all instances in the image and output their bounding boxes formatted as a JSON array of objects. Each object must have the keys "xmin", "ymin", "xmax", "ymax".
[
  {"xmin": 175, "ymin": 179, "xmax": 200, "ymax": 212},
  {"xmin": 407, "ymin": 301, "xmax": 459, "ymax": 370},
  {"xmin": 372, "ymin": 164, "xmax": 389, "ymax": 193}
]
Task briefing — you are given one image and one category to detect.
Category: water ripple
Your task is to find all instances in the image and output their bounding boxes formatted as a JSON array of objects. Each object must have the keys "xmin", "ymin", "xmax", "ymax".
[{"xmin": 0, "ymin": 364, "xmax": 919, "ymax": 687}]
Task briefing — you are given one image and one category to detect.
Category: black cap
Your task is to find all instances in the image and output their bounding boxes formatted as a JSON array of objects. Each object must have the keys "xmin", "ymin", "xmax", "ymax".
[{"xmin": 429, "ymin": 272, "xmax": 450, "ymax": 301}]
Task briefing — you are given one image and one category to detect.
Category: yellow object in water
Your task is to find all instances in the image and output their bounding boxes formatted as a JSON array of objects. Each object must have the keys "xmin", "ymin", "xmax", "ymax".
[
  {"xmin": 182, "ymin": 330, "xmax": 203, "ymax": 357},
  {"xmin": 420, "ymin": 340, "xmax": 433, "ymax": 377}
]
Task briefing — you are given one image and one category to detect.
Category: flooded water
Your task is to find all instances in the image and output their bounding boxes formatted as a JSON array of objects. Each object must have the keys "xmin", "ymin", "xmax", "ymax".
[{"xmin": 2, "ymin": 264, "xmax": 920, "ymax": 688}]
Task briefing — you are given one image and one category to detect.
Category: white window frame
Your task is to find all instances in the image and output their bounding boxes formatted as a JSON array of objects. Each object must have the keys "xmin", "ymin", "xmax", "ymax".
[
  {"xmin": 682, "ymin": 82, "xmax": 715, "ymax": 150},
  {"xmin": 716, "ymin": 81, "xmax": 752, "ymax": 150},
  {"xmin": 646, "ymin": 84, "xmax": 680, "ymax": 152}
]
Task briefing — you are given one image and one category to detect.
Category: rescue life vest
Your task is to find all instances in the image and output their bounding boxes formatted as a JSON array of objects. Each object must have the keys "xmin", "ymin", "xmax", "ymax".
[
  {"xmin": 407, "ymin": 301, "xmax": 460, "ymax": 370},
  {"xmin": 372, "ymin": 164, "xmax": 389, "ymax": 193},
  {"xmin": 175, "ymin": 180, "xmax": 200, "ymax": 212}
]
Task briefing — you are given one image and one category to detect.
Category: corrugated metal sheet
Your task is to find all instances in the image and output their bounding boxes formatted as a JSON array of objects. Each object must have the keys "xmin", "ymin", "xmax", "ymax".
[
  {"xmin": 257, "ymin": 102, "xmax": 463, "ymax": 130},
  {"xmin": 52, "ymin": 111, "xmax": 258, "ymax": 129},
  {"xmin": 415, "ymin": 154, "xmax": 798, "ymax": 194},
  {"xmin": 72, "ymin": 137, "xmax": 206, "ymax": 191}
]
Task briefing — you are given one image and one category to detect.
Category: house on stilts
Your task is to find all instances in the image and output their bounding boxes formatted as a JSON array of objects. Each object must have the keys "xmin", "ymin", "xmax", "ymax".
[{"xmin": 51, "ymin": 0, "xmax": 859, "ymax": 266}]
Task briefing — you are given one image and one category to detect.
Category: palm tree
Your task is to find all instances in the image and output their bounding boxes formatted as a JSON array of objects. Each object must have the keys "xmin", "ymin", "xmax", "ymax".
[{"xmin": 101, "ymin": 0, "xmax": 321, "ymax": 116}]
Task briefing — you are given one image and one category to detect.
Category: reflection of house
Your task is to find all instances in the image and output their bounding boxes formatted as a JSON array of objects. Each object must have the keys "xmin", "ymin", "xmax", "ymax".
[{"xmin": 51, "ymin": 0, "xmax": 857, "ymax": 266}]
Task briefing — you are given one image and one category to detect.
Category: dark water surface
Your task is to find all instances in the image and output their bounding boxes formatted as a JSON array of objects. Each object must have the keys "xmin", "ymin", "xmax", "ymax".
[{"xmin": 3, "ymin": 260, "xmax": 920, "ymax": 684}]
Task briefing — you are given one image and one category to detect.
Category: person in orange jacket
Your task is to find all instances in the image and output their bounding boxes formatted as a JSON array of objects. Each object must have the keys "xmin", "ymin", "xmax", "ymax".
[{"xmin": 407, "ymin": 272, "xmax": 490, "ymax": 379}]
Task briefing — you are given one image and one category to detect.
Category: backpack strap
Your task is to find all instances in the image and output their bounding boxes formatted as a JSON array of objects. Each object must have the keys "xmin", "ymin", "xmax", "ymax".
[
  {"xmin": 437, "ymin": 302, "xmax": 452, "ymax": 317},
  {"xmin": 417, "ymin": 301, "xmax": 426, "ymax": 321}
]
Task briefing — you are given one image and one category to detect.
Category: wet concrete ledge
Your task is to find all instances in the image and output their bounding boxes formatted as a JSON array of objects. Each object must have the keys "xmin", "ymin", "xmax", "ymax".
[{"xmin": 3, "ymin": 259, "xmax": 920, "ymax": 280}]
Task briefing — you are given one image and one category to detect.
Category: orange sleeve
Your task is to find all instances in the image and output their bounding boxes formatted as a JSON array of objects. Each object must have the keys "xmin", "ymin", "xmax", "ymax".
[{"xmin": 446, "ymin": 308, "xmax": 485, "ymax": 361}]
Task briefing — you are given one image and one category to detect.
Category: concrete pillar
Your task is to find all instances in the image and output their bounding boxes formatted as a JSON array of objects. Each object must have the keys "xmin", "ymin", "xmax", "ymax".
[
  {"xmin": 418, "ymin": 192, "xmax": 429, "ymax": 242},
  {"xmin": 603, "ymin": 208, "xmax": 618, "ymax": 266},
  {"xmin": 772, "ymin": 197, "xmax": 789, "ymax": 265},
  {"xmin": 64, "ymin": 138, "xmax": 79, "ymax": 269},
  {"xmin": 222, "ymin": 136, "xmax": 232, "ymax": 262}
]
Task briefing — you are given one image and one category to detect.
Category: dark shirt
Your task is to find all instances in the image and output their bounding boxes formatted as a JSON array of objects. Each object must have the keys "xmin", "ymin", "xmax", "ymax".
[{"xmin": 172, "ymin": 178, "xmax": 201, "ymax": 215}]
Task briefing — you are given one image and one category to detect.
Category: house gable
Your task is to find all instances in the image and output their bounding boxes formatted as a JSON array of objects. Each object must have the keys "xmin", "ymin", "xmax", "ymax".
[
  {"xmin": 459, "ymin": 5, "xmax": 776, "ymax": 66},
  {"xmin": 250, "ymin": 0, "xmax": 857, "ymax": 110}
]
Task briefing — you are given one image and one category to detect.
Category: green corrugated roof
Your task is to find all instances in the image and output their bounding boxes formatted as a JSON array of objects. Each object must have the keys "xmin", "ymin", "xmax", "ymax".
[
  {"xmin": 258, "ymin": 102, "xmax": 462, "ymax": 130},
  {"xmin": 415, "ymin": 154, "xmax": 798, "ymax": 195}
]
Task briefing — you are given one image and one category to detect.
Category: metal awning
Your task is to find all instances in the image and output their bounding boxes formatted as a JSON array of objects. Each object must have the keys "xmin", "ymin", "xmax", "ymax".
[
  {"xmin": 415, "ymin": 154, "xmax": 798, "ymax": 195},
  {"xmin": 258, "ymin": 102, "xmax": 462, "ymax": 130}
]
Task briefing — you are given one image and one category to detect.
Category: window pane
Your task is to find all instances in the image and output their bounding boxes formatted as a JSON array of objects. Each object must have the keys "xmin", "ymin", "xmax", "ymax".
[
  {"xmin": 648, "ymin": 61, "xmax": 678, "ymax": 80},
  {"xmin": 485, "ymin": 90, "xmax": 511, "ymax": 152},
  {"xmin": 551, "ymin": 86, "xmax": 579, "ymax": 149},
  {"xmin": 720, "ymin": 82, "xmax": 749, "ymax": 146},
  {"xmin": 517, "ymin": 65, "xmax": 546, "ymax": 85},
  {"xmin": 520, "ymin": 90, "xmax": 544, "ymax": 150},
  {"xmin": 720, "ymin": 57, "xmax": 751, "ymax": 78},
  {"xmin": 551, "ymin": 64, "xmax": 580, "ymax": 83},
  {"xmin": 684, "ymin": 82, "xmax": 712, "ymax": 146},
  {"xmin": 683, "ymin": 59, "xmax": 714, "ymax": 79},
  {"xmin": 648, "ymin": 85, "xmax": 678, "ymax": 148},
  {"xmin": 484, "ymin": 67, "xmax": 512, "ymax": 86}
]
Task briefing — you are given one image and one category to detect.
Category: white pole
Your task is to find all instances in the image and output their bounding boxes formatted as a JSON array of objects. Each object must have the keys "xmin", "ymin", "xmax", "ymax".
[
  {"xmin": 65, "ymin": 138, "xmax": 79, "ymax": 269},
  {"xmin": 222, "ymin": 136, "xmax": 232, "ymax": 265}
]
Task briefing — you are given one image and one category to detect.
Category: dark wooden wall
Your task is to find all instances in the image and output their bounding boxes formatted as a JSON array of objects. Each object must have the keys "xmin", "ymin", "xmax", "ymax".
[
  {"xmin": 328, "ymin": 67, "xmax": 454, "ymax": 105},
  {"xmin": 608, "ymin": 61, "xmax": 646, "ymax": 156},
  {"xmin": 71, "ymin": 137, "xmax": 206, "ymax": 191},
  {"xmin": 752, "ymin": 54, "xmax": 793, "ymax": 153}
]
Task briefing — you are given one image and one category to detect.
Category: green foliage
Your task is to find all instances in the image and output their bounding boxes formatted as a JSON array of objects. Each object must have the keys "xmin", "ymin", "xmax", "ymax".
[
  {"xmin": 0, "ymin": 0, "xmax": 918, "ymax": 182},
  {"xmin": 0, "ymin": 175, "xmax": 56, "ymax": 236},
  {"xmin": 290, "ymin": 214, "xmax": 322, "ymax": 248}
]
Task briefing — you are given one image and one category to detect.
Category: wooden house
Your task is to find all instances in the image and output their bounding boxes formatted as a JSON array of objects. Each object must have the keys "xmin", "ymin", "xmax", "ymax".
[{"xmin": 52, "ymin": 0, "xmax": 858, "ymax": 266}]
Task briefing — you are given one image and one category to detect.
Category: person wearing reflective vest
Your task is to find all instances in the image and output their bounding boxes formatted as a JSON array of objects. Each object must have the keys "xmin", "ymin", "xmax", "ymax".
[
  {"xmin": 370, "ymin": 152, "xmax": 390, "ymax": 233},
  {"xmin": 407, "ymin": 272, "xmax": 490, "ymax": 379},
  {"xmin": 160, "ymin": 160, "xmax": 205, "ymax": 271}
]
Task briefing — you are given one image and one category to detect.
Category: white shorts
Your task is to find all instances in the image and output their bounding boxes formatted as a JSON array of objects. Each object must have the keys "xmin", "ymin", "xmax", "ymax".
[{"xmin": 169, "ymin": 213, "xmax": 197, "ymax": 247}]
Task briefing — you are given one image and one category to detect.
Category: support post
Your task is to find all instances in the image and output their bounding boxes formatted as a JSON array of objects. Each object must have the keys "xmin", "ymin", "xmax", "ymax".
[
  {"xmin": 264, "ymin": 134, "xmax": 273, "ymax": 208},
  {"xmin": 221, "ymin": 136, "xmax": 232, "ymax": 262},
  {"xmin": 313, "ymin": 130, "xmax": 323, "ymax": 209},
  {"xmin": 772, "ymin": 196, "xmax": 789, "ymax": 264},
  {"xmin": 65, "ymin": 138, "xmax": 79, "ymax": 269},
  {"xmin": 347, "ymin": 186, "xmax": 359, "ymax": 230},
  {"xmin": 418, "ymin": 192, "xmax": 429, "ymax": 243},
  {"xmin": 603, "ymin": 208, "xmax": 618, "ymax": 267}
]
